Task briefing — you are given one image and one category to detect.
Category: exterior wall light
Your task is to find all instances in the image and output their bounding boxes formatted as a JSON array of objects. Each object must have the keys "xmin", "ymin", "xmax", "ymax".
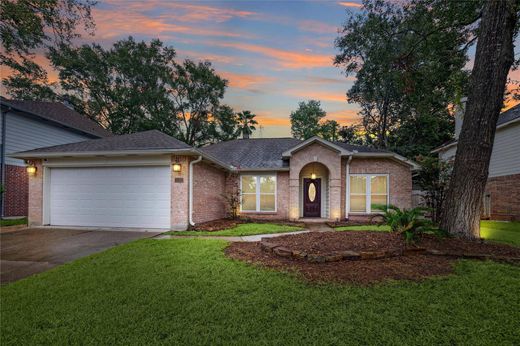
[
  {"xmin": 311, "ymin": 173, "xmax": 317, "ymax": 180},
  {"xmin": 26, "ymin": 165, "xmax": 37, "ymax": 175},
  {"xmin": 172, "ymin": 163, "xmax": 182, "ymax": 172}
]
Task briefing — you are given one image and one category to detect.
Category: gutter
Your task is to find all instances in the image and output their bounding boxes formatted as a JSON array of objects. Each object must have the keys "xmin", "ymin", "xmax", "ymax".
[
  {"xmin": 188, "ymin": 155, "xmax": 203, "ymax": 227},
  {"xmin": 345, "ymin": 155, "xmax": 352, "ymax": 220}
]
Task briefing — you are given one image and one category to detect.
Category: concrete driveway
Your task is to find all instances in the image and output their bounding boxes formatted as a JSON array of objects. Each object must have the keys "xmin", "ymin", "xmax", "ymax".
[{"xmin": 1, "ymin": 228, "xmax": 162, "ymax": 284}]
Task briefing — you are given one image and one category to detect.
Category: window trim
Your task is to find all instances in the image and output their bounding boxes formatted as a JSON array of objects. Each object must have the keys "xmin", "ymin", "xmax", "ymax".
[
  {"xmin": 239, "ymin": 174, "xmax": 277, "ymax": 213},
  {"xmin": 348, "ymin": 174, "xmax": 389, "ymax": 214}
]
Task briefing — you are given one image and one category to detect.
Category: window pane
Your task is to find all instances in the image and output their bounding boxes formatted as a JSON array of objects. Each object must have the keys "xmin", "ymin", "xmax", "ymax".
[
  {"xmin": 241, "ymin": 176, "xmax": 256, "ymax": 193},
  {"xmin": 241, "ymin": 194, "xmax": 256, "ymax": 211},
  {"xmin": 260, "ymin": 194, "xmax": 275, "ymax": 211},
  {"xmin": 371, "ymin": 195, "xmax": 388, "ymax": 210},
  {"xmin": 260, "ymin": 176, "xmax": 275, "ymax": 193},
  {"xmin": 350, "ymin": 195, "xmax": 366, "ymax": 212},
  {"xmin": 350, "ymin": 176, "xmax": 366, "ymax": 194},
  {"xmin": 371, "ymin": 176, "xmax": 387, "ymax": 194}
]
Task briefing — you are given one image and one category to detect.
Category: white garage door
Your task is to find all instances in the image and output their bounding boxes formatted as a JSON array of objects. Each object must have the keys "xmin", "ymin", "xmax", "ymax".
[{"xmin": 49, "ymin": 166, "xmax": 171, "ymax": 229}]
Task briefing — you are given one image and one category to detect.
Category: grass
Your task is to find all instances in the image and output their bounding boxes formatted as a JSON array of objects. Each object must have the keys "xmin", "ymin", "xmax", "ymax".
[
  {"xmin": 0, "ymin": 218, "xmax": 27, "ymax": 227},
  {"xmin": 480, "ymin": 221, "xmax": 520, "ymax": 246},
  {"xmin": 2, "ymin": 238, "xmax": 520, "ymax": 345},
  {"xmin": 335, "ymin": 221, "xmax": 520, "ymax": 246},
  {"xmin": 166, "ymin": 222, "xmax": 302, "ymax": 237}
]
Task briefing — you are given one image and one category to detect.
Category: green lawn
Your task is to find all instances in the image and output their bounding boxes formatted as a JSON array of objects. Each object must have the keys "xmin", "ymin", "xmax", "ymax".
[
  {"xmin": 166, "ymin": 222, "xmax": 302, "ymax": 237},
  {"xmin": 0, "ymin": 218, "xmax": 27, "ymax": 227},
  {"xmin": 335, "ymin": 221, "xmax": 520, "ymax": 246},
  {"xmin": 2, "ymin": 239, "xmax": 520, "ymax": 345},
  {"xmin": 480, "ymin": 221, "xmax": 520, "ymax": 246}
]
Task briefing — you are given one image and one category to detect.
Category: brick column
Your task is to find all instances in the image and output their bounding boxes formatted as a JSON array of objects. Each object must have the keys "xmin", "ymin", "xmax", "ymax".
[
  {"xmin": 170, "ymin": 155, "xmax": 190, "ymax": 230},
  {"xmin": 27, "ymin": 159, "xmax": 43, "ymax": 226}
]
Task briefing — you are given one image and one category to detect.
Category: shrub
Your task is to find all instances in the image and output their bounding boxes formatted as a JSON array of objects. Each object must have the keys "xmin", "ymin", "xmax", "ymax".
[{"xmin": 372, "ymin": 204, "xmax": 432, "ymax": 242}]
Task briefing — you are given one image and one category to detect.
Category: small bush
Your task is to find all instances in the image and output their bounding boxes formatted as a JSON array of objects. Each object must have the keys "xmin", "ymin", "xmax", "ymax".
[{"xmin": 372, "ymin": 204, "xmax": 432, "ymax": 242}]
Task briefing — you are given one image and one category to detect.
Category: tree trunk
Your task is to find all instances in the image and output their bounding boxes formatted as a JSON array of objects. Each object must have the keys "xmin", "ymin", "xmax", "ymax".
[{"xmin": 440, "ymin": 0, "xmax": 518, "ymax": 239}]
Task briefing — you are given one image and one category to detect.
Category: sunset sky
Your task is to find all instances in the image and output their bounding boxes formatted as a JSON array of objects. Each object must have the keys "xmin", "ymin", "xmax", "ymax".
[{"xmin": 9, "ymin": 0, "xmax": 520, "ymax": 137}]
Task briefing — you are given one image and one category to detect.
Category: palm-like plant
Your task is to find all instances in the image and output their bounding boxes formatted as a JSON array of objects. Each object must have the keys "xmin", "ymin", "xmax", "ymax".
[
  {"xmin": 372, "ymin": 204, "xmax": 432, "ymax": 242},
  {"xmin": 236, "ymin": 110, "xmax": 258, "ymax": 139}
]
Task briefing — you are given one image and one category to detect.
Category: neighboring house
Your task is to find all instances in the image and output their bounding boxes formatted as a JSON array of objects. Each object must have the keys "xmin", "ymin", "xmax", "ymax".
[
  {"xmin": 11, "ymin": 130, "xmax": 418, "ymax": 230},
  {"xmin": 0, "ymin": 99, "xmax": 111, "ymax": 217},
  {"xmin": 433, "ymin": 101, "xmax": 520, "ymax": 221}
]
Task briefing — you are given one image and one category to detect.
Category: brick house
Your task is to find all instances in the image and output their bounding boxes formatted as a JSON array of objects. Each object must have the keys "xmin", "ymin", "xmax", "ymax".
[
  {"xmin": 433, "ymin": 101, "xmax": 520, "ymax": 221},
  {"xmin": 0, "ymin": 99, "xmax": 111, "ymax": 217},
  {"xmin": 11, "ymin": 130, "xmax": 418, "ymax": 230}
]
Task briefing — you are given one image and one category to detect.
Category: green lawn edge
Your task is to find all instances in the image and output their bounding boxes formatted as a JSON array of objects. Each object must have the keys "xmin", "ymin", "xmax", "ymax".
[
  {"xmin": 0, "ymin": 218, "xmax": 27, "ymax": 227},
  {"xmin": 165, "ymin": 222, "xmax": 302, "ymax": 237}
]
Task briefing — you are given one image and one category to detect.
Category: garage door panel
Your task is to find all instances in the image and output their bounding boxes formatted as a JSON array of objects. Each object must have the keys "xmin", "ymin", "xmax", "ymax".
[{"xmin": 49, "ymin": 166, "xmax": 171, "ymax": 229}]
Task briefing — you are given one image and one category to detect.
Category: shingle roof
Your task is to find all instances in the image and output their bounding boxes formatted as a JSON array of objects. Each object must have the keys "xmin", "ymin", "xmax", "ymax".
[
  {"xmin": 333, "ymin": 141, "xmax": 391, "ymax": 153},
  {"xmin": 200, "ymin": 137, "xmax": 391, "ymax": 169},
  {"xmin": 497, "ymin": 103, "xmax": 520, "ymax": 126},
  {"xmin": 14, "ymin": 130, "xmax": 191, "ymax": 155},
  {"xmin": 200, "ymin": 138, "xmax": 301, "ymax": 169},
  {"xmin": 1, "ymin": 99, "xmax": 111, "ymax": 138}
]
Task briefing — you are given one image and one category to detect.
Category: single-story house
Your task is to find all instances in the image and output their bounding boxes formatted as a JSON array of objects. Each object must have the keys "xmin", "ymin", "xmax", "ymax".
[
  {"xmin": 11, "ymin": 130, "xmax": 418, "ymax": 230},
  {"xmin": 433, "ymin": 101, "xmax": 520, "ymax": 221},
  {"xmin": 0, "ymin": 98, "xmax": 111, "ymax": 217}
]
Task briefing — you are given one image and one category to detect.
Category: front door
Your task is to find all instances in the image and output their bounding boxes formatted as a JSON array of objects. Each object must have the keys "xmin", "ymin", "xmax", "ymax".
[{"xmin": 303, "ymin": 178, "xmax": 321, "ymax": 217}]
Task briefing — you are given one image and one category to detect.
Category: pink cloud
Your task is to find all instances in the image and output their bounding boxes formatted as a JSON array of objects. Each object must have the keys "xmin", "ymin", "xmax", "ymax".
[
  {"xmin": 298, "ymin": 20, "xmax": 339, "ymax": 34},
  {"xmin": 338, "ymin": 1, "xmax": 363, "ymax": 8},
  {"xmin": 220, "ymin": 71, "xmax": 275, "ymax": 90}
]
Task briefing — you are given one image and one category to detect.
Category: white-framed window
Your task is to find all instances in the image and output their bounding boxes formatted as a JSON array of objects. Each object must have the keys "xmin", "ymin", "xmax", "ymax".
[
  {"xmin": 349, "ymin": 174, "xmax": 389, "ymax": 213},
  {"xmin": 240, "ymin": 175, "xmax": 277, "ymax": 212}
]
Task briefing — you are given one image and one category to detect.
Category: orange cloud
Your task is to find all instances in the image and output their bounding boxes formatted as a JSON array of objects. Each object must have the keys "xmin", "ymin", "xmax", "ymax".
[
  {"xmin": 338, "ymin": 1, "xmax": 363, "ymax": 8},
  {"xmin": 220, "ymin": 71, "xmax": 275, "ymax": 90},
  {"xmin": 298, "ymin": 20, "xmax": 338, "ymax": 34},
  {"xmin": 93, "ymin": 8, "xmax": 252, "ymax": 40},
  {"xmin": 285, "ymin": 89, "xmax": 348, "ymax": 103},
  {"xmin": 327, "ymin": 109, "xmax": 361, "ymax": 124},
  {"xmin": 211, "ymin": 42, "xmax": 332, "ymax": 69}
]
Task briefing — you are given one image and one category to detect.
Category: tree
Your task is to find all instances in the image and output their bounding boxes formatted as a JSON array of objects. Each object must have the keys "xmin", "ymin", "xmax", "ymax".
[
  {"xmin": 338, "ymin": 124, "xmax": 364, "ymax": 145},
  {"xmin": 51, "ymin": 37, "xmax": 177, "ymax": 135},
  {"xmin": 335, "ymin": 0, "xmax": 478, "ymax": 157},
  {"xmin": 319, "ymin": 119, "xmax": 340, "ymax": 141},
  {"xmin": 440, "ymin": 0, "xmax": 519, "ymax": 239},
  {"xmin": 415, "ymin": 156, "xmax": 452, "ymax": 224},
  {"xmin": 290, "ymin": 100, "xmax": 326, "ymax": 139},
  {"xmin": 50, "ymin": 37, "xmax": 234, "ymax": 146},
  {"xmin": 1, "ymin": 0, "xmax": 95, "ymax": 100},
  {"xmin": 236, "ymin": 110, "xmax": 258, "ymax": 139}
]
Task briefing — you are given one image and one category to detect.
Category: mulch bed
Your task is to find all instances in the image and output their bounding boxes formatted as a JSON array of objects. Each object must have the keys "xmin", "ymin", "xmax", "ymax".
[{"xmin": 225, "ymin": 231, "xmax": 520, "ymax": 285}]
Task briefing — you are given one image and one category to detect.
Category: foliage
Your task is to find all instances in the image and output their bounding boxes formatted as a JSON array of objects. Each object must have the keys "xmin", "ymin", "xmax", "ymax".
[
  {"xmin": 373, "ymin": 204, "xmax": 432, "ymax": 242},
  {"xmin": 338, "ymin": 124, "xmax": 365, "ymax": 145},
  {"xmin": 221, "ymin": 173, "xmax": 241, "ymax": 219},
  {"xmin": 1, "ymin": 0, "xmax": 95, "ymax": 100},
  {"xmin": 167, "ymin": 223, "xmax": 302, "ymax": 237},
  {"xmin": 0, "ymin": 218, "xmax": 27, "ymax": 227},
  {"xmin": 319, "ymin": 119, "xmax": 340, "ymax": 141},
  {"xmin": 335, "ymin": 0, "xmax": 480, "ymax": 158},
  {"xmin": 50, "ymin": 37, "xmax": 237, "ymax": 146},
  {"xmin": 415, "ymin": 156, "xmax": 452, "ymax": 223},
  {"xmin": 290, "ymin": 100, "xmax": 326, "ymax": 139},
  {"xmin": 2, "ymin": 239, "xmax": 520, "ymax": 344},
  {"xmin": 236, "ymin": 110, "xmax": 258, "ymax": 139}
]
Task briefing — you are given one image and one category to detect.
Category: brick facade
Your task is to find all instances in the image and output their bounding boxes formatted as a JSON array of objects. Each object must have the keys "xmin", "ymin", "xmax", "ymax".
[
  {"xmin": 484, "ymin": 173, "xmax": 520, "ymax": 221},
  {"xmin": 192, "ymin": 162, "xmax": 227, "ymax": 224},
  {"xmin": 3, "ymin": 165, "xmax": 28, "ymax": 217},
  {"xmin": 27, "ymin": 160, "xmax": 43, "ymax": 226}
]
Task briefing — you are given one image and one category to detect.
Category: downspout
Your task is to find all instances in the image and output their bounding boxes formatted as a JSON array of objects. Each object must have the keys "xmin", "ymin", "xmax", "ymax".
[
  {"xmin": 345, "ymin": 155, "xmax": 353, "ymax": 220},
  {"xmin": 188, "ymin": 155, "xmax": 203, "ymax": 227}
]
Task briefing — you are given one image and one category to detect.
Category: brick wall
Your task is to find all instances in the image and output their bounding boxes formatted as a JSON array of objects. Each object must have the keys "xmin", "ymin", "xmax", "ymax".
[
  {"xmin": 27, "ymin": 160, "xmax": 43, "ymax": 226},
  {"xmin": 171, "ymin": 155, "xmax": 190, "ymax": 230},
  {"xmin": 485, "ymin": 173, "xmax": 520, "ymax": 221},
  {"xmin": 348, "ymin": 158, "xmax": 412, "ymax": 212},
  {"xmin": 192, "ymin": 162, "xmax": 227, "ymax": 224},
  {"xmin": 3, "ymin": 165, "xmax": 28, "ymax": 216}
]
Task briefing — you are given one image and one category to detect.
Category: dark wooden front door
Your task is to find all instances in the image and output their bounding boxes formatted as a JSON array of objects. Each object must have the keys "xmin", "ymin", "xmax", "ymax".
[{"xmin": 303, "ymin": 178, "xmax": 321, "ymax": 217}]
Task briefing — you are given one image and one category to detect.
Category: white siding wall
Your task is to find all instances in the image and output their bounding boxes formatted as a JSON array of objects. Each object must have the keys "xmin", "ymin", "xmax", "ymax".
[
  {"xmin": 2, "ymin": 112, "xmax": 92, "ymax": 166},
  {"xmin": 438, "ymin": 122, "xmax": 520, "ymax": 177}
]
